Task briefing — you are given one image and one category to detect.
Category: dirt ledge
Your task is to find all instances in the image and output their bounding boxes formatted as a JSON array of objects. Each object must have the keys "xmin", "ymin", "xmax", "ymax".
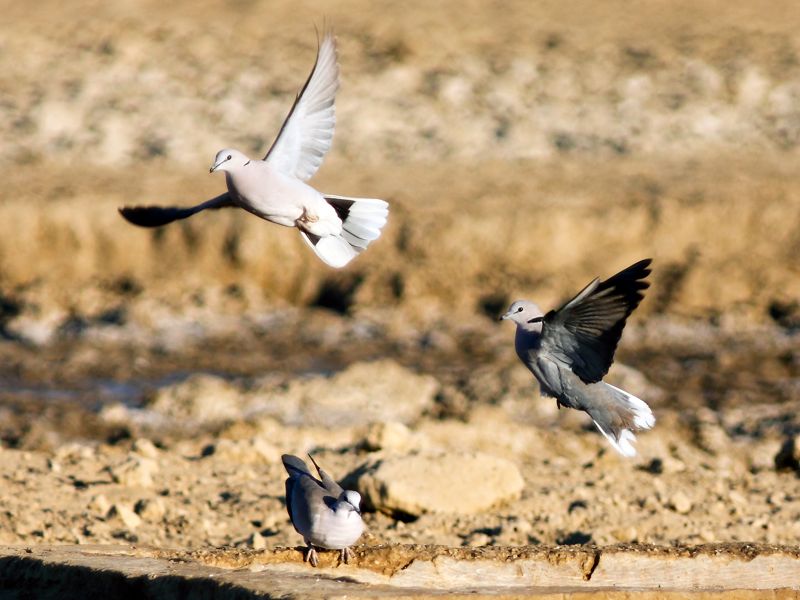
[{"xmin": 0, "ymin": 544, "xmax": 798, "ymax": 599}]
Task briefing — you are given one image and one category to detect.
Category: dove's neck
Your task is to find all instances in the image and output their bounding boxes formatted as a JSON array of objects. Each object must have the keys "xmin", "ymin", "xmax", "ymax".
[
  {"xmin": 516, "ymin": 319, "xmax": 543, "ymax": 335},
  {"xmin": 514, "ymin": 323, "xmax": 542, "ymax": 358}
]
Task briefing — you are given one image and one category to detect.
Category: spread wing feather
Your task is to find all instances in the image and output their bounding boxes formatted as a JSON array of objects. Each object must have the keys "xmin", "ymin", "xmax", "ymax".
[
  {"xmin": 264, "ymin": 31, "xmax": 339, "ymax": 181},
  {"xmin": 118, "ymin": 193, "xmax": 234, "ymax": 227},
  {"xmin": 540, "ymin": 259, "xmax": 652, "ymax": 383}
]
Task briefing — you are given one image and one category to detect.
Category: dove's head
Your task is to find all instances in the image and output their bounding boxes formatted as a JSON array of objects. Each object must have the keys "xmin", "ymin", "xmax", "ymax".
[
  {"xmin": 338, "ymin": 490, "xmax": 362, "ymax": 515},
  {"xmin": 210, "ymin": 149, "xmax": 250, "ymax": 173},
  {"xmin": 500, "ymin": 300, "xmax": 544, "ymax": 329}
]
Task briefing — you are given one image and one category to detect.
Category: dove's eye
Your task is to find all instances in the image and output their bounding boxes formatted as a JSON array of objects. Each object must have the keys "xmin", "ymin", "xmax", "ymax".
[
  {"xmin": 516, "ymin": 307, "xmax": 523, "ymax": 313},
  {"xmin": 227, "ymin": 154, "xmax": 232, "ymax": 160}
]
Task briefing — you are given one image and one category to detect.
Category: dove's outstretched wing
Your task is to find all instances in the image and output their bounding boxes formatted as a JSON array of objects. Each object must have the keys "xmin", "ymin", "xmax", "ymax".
[
  {"xmin": 539, "ymin": 259, "xmax": 652, "ymax": 384},
  {"xmin": 118, "ymin": 193, "xmax": 234, "ymax": 227},
  {"xmin": 264, "ymin": 31, "xmax": 339, "ymax": 182}
]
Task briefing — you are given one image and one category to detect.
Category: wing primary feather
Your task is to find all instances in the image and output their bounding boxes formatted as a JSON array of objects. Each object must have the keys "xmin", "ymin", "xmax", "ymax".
[
  {"xmin": 541, "ymin": 259, "xmax": 652, "ymax": 383},
  {"xmin": 118, "ymin": 192, "xmax": 233, "ymax": 228},
  {"xmin": 263, "ymin": 32, "xmax": 323, "ymax": 162},
  {"xmin": 263, "ymin": 30, "xmax": 340, "ymax": 181}
]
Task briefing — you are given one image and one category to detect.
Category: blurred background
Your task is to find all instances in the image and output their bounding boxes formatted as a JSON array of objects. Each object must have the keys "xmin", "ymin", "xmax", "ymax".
[{"xmin": 0, "ymin": 0, "xmax": 799, "ymax": 550}]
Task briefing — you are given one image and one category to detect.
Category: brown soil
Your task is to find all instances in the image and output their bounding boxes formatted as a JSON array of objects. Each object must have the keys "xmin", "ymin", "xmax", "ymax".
[{"xmin": 0, "ymin": 0, "xmax": 799, "ymax": 577}]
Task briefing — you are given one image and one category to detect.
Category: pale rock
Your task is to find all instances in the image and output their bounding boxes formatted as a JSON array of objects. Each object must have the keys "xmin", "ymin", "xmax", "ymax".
[
  {"xmin": 132, "ymin": 438, "xmax": 160, "ymax": 459},
  {"xmin": 729, "ymin": 490, "xmax": 747, "ymax": 506},
  {"xmin": 149, "ymin": 374, "xmax": 243, "ymax": 424},
  {"xmin": 611, "ymin": 526, "xmax": 639, "ymax": 542},
  {"xmin": 54, "ymin": 443, "xmax": 95, "ymax": 463},
  {"xmin": 250, "ymin": 531, "xmax": 267, "ymax": 550},
  {"xmin": 709, "ymin": 501, "xmax": 729, "ymax": 518},
  {"xmin": 98, "ymin": 403, "xmax": 132, "ymax": 426},
  {"xmin": 107, "ymin": 454, "xmax": 159, "ymax": 488},
  {"xmin": 362, "ymin": 421, "xmax": 414, "ymax": 452},
  {"xmin": 465, "ymin": 532, "xmax": 492, "ymax": 547},
  {"xmin": 700, "ymin": 529, "xmax": 716, "ymax": 542},
  {"xmin": 89, "ymin": 494, "xmax": 111, "ymax": 515},
  {"xmin": 749, "ymin": 439, "xmax": 781, "ymax": 472},
  {"xmin": 202, "ymin": 518, "xmax": 227, "ymax": 538},
  {"xmin": 692, "ymin": 408, "xmax": 729, "ymax": 455},
  {"xmin": 134, "ymin": 498, "xmax": 166, "ymax": 522},
  {"xmin": 661, "ymin": 456, "xmax": 687, "ymax": 474},
  {"xmin": 768, "ymin": 491, "xmax": 786, "ymax": 506},
  {"xmin": 508, "ymin": 517, "xmax": 532, "ymax": 536},
  {"xmin": 203, "ymin": 438, "xmax": 279, "ymax": 464},
  {"xmin": 261, "ymin": 360, "xmax": 439, "ymax": 427},
  {"xmin": 350, "ymin": 451, "xmax": 524, "ymax": 517},
  {"xmin": 108, "ymin": 504, "xmax": 142, "ymax": 530},
  {"xmin": 670, "ymin": 492, "xmax": 692, "ymax": 514}
]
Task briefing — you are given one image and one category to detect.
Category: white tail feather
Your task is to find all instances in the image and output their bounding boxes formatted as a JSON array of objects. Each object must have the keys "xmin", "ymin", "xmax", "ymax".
[
  {"xmin": 607, "ymin": 384, "xmax": 656, "ymax": 430},
  {"xmin": 592, "ymin": 420, "xmax": 638, "ymax": 457},
  {"xmin": 592, "ymin": 384, "xmax": 655, "ymax": 457},
  {"xmin": 300, "ymin": 196, "xmax": 388, "ymax": 268},
  {"xmin": 299, "ymin": 232, "xmax": 358, "ymax": 268}
]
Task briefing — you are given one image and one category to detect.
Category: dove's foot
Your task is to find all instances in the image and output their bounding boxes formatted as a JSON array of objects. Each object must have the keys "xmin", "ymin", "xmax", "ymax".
[
  {"xmin": 299, "ymin": 207, "xmax": 320, "ymax": 225},
  {"xmin": 339, "ymin": 546, "xmax": 355, "ymax": 565},
  {"xmin": 304, "ymin": 545, "xmax": 319, "ymax": 567}
]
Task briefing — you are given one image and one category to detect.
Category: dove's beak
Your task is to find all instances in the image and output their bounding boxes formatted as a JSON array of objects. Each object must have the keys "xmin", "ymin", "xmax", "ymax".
[
  {"xmin": 209, "ymin": 159, "xmax": 226, "ymax": 173},
  {"xmin": 499, "ymin": 311, "xmax": 511, "ymax": 321}
]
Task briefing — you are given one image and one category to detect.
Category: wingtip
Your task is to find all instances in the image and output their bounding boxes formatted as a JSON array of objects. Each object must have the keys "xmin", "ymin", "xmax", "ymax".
[
  {"xmin": 633, "ymin": 257, "xmax": 654, "ymax": 277},
  {"xmin": 307, "ymin": 452, "xmax": 322, "ymax": 474},
  {"xmin": 314, "ymin": 20, "xmax": 336, "ymax": 47},
  {"xmin": 117, "ymin": 205, "xmax": 161, "ymax": 228},
  {"xmin": 117, "ymin": 206, "xmax": 137, "ymax": 223}
]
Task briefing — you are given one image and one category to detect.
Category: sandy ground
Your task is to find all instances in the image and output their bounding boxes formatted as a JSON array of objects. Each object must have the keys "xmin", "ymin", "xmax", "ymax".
[{"xmin": 0, "ymin": 0, "xmax": 800, "ymax": 566}]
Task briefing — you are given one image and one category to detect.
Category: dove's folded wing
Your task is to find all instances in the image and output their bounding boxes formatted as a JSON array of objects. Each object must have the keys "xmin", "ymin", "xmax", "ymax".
[
  {"xmin": 308, "ymin": 454, "xmax": 344, "ymax": 496},
  {"xmin": 291, "ymin": 473, "xmax": 330, "ymax": 534}
]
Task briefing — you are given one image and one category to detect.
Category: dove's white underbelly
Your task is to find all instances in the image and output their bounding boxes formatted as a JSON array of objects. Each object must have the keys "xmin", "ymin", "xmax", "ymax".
[
  {"xmin": 307, "ymin": 509, "xmax": 364, "ymax": 549},
  {"xmin": 226, "ymin": 162, "xmax": 339, "ymax": 229}
]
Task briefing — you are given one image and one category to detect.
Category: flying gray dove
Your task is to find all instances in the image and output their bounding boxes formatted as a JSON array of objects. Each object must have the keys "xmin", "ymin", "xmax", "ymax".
[
  {"xmin": 282, "ymin": 453, "xmax": 364, "ymax": 566},
  {"xmin": 500, "ymin": 259, "xmax": 655, "ymax": 457},
  {"xmin": 119, "ymin": 31, "xmax": 388, "ymax": 268}
]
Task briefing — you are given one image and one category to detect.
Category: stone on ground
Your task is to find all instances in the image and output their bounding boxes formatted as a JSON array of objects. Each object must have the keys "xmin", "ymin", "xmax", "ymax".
[{"xmin": 350, "ymin": 451, "xmax": 524, "ymax": 518}]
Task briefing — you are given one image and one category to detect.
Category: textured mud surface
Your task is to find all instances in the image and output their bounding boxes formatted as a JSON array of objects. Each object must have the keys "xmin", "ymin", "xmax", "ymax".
[
  {"xmin": 0, "ymin": 544, "xmax": 798, "ymax": 598},
  {"xmin": 1, "ymin": 1, "xmax": 800, "ymax": 593}
]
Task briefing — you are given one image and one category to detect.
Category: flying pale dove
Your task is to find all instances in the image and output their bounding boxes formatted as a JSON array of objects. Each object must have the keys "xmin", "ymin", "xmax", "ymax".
[
  {"xmin": 119, "ymin": 31, "xmax": 388, "ymax": 268},
  {"xmin": 500, "ymin": 259, "xmax": 655, "ymax": 457},
  {"xmin": 282, "ymin": 453, "xmax": 364, "ymax": 566}
]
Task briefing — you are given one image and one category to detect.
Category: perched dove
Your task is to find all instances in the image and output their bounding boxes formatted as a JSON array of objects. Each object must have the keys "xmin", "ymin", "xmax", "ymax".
[
  {"xmin": 119, "ymin": 31, "xmax": 388, "ymax": 268},
  {"xmin": 282, "ymin": 453, "xmax": 364, "ymax": 566},
  {"xmin": 500, "ymin": 259, "xmax": 655, "ymax": 457}
]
